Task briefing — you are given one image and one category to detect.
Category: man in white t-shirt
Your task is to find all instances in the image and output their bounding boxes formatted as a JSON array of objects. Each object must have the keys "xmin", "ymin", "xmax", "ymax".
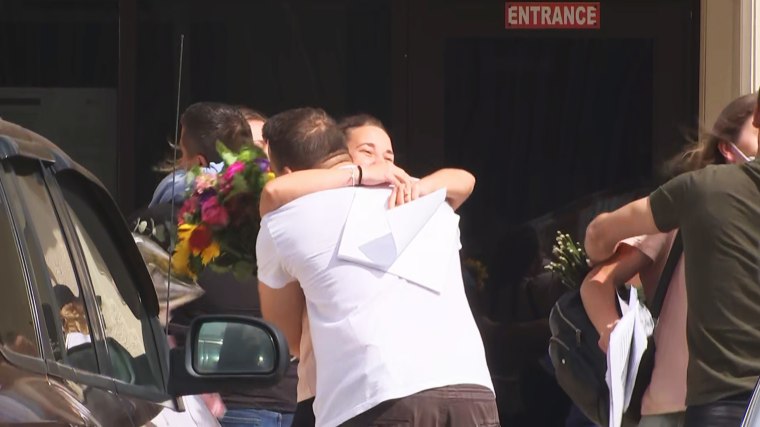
[{"xmin": 256, "ymin": 108, "xmax": 497, "ymax": 427}]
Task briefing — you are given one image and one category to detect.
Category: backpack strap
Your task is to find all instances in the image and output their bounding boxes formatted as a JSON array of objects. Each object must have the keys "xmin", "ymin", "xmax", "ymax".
[{"xmin": 649, "ymin": 231, "xmax": 683, "ymax": 318}]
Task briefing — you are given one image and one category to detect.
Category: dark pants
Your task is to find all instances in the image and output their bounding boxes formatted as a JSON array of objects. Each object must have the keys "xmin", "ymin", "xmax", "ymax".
[
  {"xmin": 291, "ymin": 398, "xmax": 315, "ymax": 427},
  {"xmin": 342, "ymin": 384, "xmax": 500, "ymax": 427},
  {"xmin": 684, "ymin": 391, "xmax": 752, "ymax": 427}
]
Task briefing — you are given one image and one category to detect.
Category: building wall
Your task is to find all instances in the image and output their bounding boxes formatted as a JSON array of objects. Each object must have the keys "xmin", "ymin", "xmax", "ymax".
[
  {"xmin": 700, "ymin": 0, "xmax": 759, "ymax": 128},
  {"xmin": 11, "ymin": 0, "xmax": 758, "ymax": 254}
]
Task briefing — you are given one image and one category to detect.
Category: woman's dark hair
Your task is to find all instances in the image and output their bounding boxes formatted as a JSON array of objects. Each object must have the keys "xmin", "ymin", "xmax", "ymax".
[
  {"xmin": 337, "ymin": 113, "xmax": 387, "ymax": 135},
  {"xmin": 237, "ymin": 106, "xmax": 268, "ymax": 122},
  {"xmin": 666, "ymin": 93, "xmax": 756, "ymax": 176},
  {"xmin": 155, "ymin": 102, "xmax": 253, "ymax": 173},
  {"xmin": 180, "ymin": 102, "xmax": 253, "ymax": 163}
]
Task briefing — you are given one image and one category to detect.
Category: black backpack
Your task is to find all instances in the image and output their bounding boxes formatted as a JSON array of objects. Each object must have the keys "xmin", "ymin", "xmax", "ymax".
[{"xmin": 549, "ymin": 289, "xmax": 610, "ymax": 425}]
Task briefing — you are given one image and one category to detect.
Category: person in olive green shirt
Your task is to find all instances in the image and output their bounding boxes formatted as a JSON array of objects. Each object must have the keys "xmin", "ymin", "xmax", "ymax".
[{"xmin": 584, "ymin": 92, "xmax": 760, "ymax": 427}]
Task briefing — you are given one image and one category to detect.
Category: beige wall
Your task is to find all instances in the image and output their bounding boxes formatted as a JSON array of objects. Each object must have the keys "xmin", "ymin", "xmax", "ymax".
[{"xmin": 701, "ymin": 0, "xmax": 759, "ymax": 128}]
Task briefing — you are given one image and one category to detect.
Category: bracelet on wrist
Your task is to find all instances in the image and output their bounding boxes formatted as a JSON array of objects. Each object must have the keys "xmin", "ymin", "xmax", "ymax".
[{"xmin": 338, "ymin": 164, "xmax": 361, "ymax": 186}]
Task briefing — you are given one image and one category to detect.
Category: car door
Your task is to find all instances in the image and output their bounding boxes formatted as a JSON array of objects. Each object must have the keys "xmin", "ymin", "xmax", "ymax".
[
  {"xmin": 0, "ymin": 156, "xmax": 134, "ymax": 425},
  {"xmin": 0, "ymin": 157, "xmax": 83, "ymax": 425},
  {"xmin": 50, "ymin": 167, "xmax": 207, "ymax": 426}
]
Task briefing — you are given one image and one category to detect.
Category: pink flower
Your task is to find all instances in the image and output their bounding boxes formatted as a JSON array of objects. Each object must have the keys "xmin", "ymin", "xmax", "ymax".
[
  {"xmin": 178, "ymin": 196, "xmax": 199, "ymax": 223},
  {"xmin": 223, "ymin": 161, "xmax": 246, "ymax": 181},
  {"xmin": 201, "ymin": 197, "xmax": 230, "ymax": 227},
  {"xmin": 195, "ymin": 172, "xmax": 218, "ymax": 193},
  {"xmin": 217, "ymin": 175, "xmax": 234, "ymax": 195}
]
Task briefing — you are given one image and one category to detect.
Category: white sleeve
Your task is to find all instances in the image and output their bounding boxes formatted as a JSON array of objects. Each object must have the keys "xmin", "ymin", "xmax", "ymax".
[{"xmin": 256, "ymin": 222, "xmax": 295, "ymax": 289}]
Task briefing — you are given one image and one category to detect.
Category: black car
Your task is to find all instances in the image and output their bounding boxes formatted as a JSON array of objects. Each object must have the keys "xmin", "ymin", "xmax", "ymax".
[{"xmin": 0, "ymin": 119, "xmax": 289, "ymax": 425}]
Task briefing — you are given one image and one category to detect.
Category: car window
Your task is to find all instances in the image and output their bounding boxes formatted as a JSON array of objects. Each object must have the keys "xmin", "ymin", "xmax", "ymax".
[
  {"xmin": 59, "ymin": 178, "xmax": 163, "ymax": 392},
  {"xmin": 12, "ymin": 160, "xmax": 97, "ymax": 370},
  {"xmin": 0, "ymin": 168, "xmax": 40, "ymax": 357}
]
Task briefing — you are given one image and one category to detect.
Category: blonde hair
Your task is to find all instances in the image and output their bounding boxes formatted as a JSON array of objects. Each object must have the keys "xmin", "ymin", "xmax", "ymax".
[
  {"xmin": 666, "ymin": 94, "xmax": 757, "ymax": 176},
  {"xmin": 61, "ymin": 302, "xmax": 89, "ymax": 335}
]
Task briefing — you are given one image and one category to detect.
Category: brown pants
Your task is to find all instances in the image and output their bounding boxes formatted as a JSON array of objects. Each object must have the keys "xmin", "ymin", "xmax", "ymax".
[{"xmin": 341, "ymin": 384, "xmax": 500, "ymax": 427}]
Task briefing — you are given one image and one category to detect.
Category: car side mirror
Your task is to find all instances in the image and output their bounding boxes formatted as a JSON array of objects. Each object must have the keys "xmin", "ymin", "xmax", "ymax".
[
  {"xmin": 168, "ymin": 315, "xmax": 289, "ymax": 396},
  {"xmin": 194, "ymin": 318, "xmax": 279, "ymax": 375}
]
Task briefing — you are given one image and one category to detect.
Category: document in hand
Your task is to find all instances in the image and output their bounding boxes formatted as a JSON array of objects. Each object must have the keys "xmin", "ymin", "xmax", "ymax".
[
  {"xmin": 605, "ymin": 288, "xmax": 655, "ymax": 427},
  {"xmin": 337, "ymin": 188, "xmax": 460, "ymax": 293}
]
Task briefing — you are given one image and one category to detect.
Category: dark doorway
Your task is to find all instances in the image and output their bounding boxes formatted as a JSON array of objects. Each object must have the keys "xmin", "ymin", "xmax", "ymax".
[
  {"xmin": 446, "ymin": 37, "xmax": 654, "ymax": 252},
  {"xmin": 393, "ymin": 0, "xmax": 700, "ymax": 257}
]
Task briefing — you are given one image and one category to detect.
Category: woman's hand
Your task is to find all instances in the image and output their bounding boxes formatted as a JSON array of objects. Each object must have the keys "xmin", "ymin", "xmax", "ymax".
[
  {"xmin": 361, "ymin": 162, "xmax": 413, "ymax": 187},
  {"xmin": 200, "ymin": 392, "xmax": 227, "ymax": 418},
  {"xmin": 598, "ymin": 319, "xmax": 620, "ymax": 354},
  {"xmin": 358, "ymin": 163, "xmax": 423, "ymax": 208},
  {"xmin": 389, "ymin": 181, "xmax": 422, "ymax": 208}
]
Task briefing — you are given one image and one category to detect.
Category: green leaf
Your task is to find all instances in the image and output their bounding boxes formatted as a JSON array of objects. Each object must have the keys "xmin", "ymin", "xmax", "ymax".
[
  {"xmin": 189, "ymin": 254, "xmax": 205, "ymax": 276},
  {"xmin": 153, "ymin": 224, "xmax": 166, "ymax": 243},
  {"xmin": 209, "ymin": 263, "xmax": 231, "ymax": 274},
  {"xmin": 232, "ymin": 260, "xmax": 255, "ymax": 281},
  {"xmin": 237, "ymin": 148, "xmax": 255, "ymax": 162},
  {"xmin": 224, "ymin": 173, "xmax": 249, "ymax": 199},
  {"xmin": 217, "ymin": 141, "xmax": 238, "ymax": 165},
  {"xmin": 192, "ymin": 164, "xmax": 204, "ymax": 176}
]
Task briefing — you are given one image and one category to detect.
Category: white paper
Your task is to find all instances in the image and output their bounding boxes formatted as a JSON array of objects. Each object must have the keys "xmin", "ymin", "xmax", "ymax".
[
  {"xmin": 606, "ymin": 288, "xmax": 653, "ymax": 427},
  {"xmin": 337, "ymin": 188, "xmax": 459, "ymax": 292}
]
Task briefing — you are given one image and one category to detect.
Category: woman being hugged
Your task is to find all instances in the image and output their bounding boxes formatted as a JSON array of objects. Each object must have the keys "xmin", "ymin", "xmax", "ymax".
[
  {"xmin": 580, "ymin": 93, "xmax": 758, "ymax": 427},
  {"xmin": 259, "ymin": 114, "xmax": 475, "ymax": 214},
  {"xmin": 259, "ymin": 113, "xmax": 477, "ymax": 427}
]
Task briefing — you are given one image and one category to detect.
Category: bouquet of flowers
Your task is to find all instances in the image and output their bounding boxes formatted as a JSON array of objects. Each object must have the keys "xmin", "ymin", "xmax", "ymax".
[
  {"xmin": 171, "ymin": 142, "xmax": 275, "ymax": 280},
  {"xmin": 545, "ymin": 230, "xmax": 590, "ymax": 289}
]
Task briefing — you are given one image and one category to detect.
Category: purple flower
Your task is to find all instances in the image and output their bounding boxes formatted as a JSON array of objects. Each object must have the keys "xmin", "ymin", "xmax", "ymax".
[
  {"xmin": 223, "ymin": 161, "xmax": 246, "ymax": 181},
  {"xmin": 201, "ymin": 197, "xmax": 230, "ymax": 227},
  {"xmin": 198, "ymin": 188, "xmax": 217, "ymax": 203},
  {"xmin": 254, "ymin": 158, "xmax": 270, "ymax": 173}
]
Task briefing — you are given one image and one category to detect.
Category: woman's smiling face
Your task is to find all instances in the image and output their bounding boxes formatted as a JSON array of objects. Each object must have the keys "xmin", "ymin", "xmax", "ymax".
[{"xmin": 345, "ymin": 125, "xmax": 395, "ymax": 167}]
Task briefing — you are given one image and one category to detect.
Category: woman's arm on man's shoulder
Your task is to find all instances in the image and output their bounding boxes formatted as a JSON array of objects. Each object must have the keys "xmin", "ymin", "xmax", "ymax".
[
  {"xmin": 259, "ymin": 163, "xmax": 414, "ymax": 216},
  {"xmin": 389, "ymin": 168, "xmax": 475, "ymax": 210},
  {"xmin": 418, "ymin": 168, "xmax": 475, "ymax": 211}
]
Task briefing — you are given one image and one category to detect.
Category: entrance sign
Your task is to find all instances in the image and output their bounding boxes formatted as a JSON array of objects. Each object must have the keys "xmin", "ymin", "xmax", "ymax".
[{"xmin": 505, "ymin": 2, "xmax": 600, "ymax": 29}]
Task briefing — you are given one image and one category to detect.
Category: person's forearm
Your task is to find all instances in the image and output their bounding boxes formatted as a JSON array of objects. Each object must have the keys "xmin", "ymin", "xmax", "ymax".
[
  {"xmin": 579, "ymin": 244, "xmax": 650, "ymax": 353},
  {"xmin": 585, "ymin": 212, "xmax": 618, "ymax": 264},
  {"xmin": 580, "ymin": 267, "xmax": 621, "ymax": 335},
  {"xmin": 258, "ymin": 281, "xmax": 304, "ymax": 356},
  {"xmin": 418, "ymin": 168, "xmax": 475, "ymax": 210},
  {"xmin": 260, "ymin": 169, "xmax": 354, "ymax": 216},
  {"xmin": 585, "ymin": 197, "xmax": 658, "ymax": 264}
]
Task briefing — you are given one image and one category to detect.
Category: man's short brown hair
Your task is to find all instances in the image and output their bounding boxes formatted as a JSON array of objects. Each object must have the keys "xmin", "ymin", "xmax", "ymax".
[
  {"xmin": 180, "ymin": 102, "xmax": 253, "ymax": 163},
  {"xmin": 263, "ymin": 107, "xmax": 348, "ymax": 173}
]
